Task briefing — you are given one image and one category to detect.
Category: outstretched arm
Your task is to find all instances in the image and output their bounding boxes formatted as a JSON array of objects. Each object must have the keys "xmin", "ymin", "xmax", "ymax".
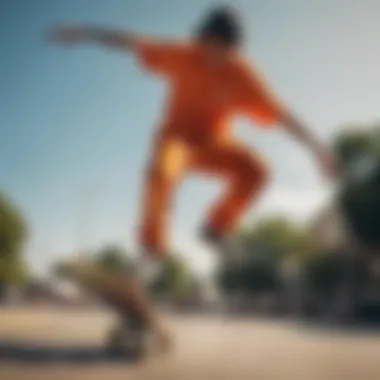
[
  {"xmin": 49, "ymin": 25, "xmax": 140, "ymax": 51},
  {"xmin": 239, "ymin": 64, "xmax": 338, "ymax": 179},
  {"xmin": 277, "ymin": 106, "xmax": 323, "ymax": 155},
  {"xmin": 49, "ymin": 25, "xmax": 183, "ymax": 76},
  {"xmin": 280, "ymin": 108, "xmax": 339, "ymax": 178}
]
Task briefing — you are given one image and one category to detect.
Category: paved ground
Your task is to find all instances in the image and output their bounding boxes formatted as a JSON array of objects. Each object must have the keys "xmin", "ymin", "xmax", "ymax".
[{"xmin": 0, "ymin": 307, "xmax": 380, "ymax": 380}]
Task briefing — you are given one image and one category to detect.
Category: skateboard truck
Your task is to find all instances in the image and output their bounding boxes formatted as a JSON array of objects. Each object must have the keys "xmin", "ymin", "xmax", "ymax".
[{"xmin": 105, "ymin": 310, "xmax": 150, "ymax": 360}]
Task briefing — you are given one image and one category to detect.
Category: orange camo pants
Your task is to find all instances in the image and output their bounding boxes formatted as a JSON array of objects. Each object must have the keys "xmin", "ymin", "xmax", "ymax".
[{"xmin": 138, "ymin": 135, "xmax": 269, "ymax": 256}]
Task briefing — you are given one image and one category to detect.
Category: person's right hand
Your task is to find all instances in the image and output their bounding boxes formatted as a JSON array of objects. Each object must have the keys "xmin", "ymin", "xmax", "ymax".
[
  {"xmin": 49, "ymin": 26, "xmax": 87, "ymax": 44},
  {"xmin": 313, "ymin": 146, "xmax": 340, "ymax": 181}
]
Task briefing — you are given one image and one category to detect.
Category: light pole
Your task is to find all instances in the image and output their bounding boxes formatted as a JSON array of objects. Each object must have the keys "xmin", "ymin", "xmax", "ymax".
[{"xmin": 77, "ymin": 186, "xmax": 99, "ymax": 260}]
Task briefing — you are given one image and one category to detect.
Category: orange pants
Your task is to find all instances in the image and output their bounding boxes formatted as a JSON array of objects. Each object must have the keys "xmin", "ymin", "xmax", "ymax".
[{"xmin": 138, "ymin": 134, "xmax": 269, "ymax": 256}]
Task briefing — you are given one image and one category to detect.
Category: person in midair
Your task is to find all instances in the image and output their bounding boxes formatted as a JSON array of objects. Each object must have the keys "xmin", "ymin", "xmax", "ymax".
[{"xmin": 50, "ymin": 5, "xmax": 337, "ymax": 350}]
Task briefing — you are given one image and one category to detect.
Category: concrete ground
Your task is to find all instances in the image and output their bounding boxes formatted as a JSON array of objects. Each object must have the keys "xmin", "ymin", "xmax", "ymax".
[{"xmin": 0, "ymin": 307, "xmax": 380, "ymax": 380}]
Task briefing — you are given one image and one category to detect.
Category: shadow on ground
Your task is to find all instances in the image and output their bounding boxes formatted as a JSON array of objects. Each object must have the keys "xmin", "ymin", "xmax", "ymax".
[
  {"xmin": 297, "ymin": 315, "xmax": 380, "ymax": 337},
  {"xmin": 328, "ymin": 304, "xmax": 379, "ymax": 330},
  {"xmin": 0, "ymin": 340, "xmax": 134, "ymax": 364}
]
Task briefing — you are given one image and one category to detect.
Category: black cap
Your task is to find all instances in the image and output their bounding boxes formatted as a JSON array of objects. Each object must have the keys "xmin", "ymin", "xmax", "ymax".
[{"xmin": 195, "ymin": 5, "xmax": 243, "ymax": 47}]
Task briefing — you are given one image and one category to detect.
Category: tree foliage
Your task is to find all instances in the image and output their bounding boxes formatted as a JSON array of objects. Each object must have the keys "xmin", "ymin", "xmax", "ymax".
[
  {"xmin": 217, "ymin": 123, "xmax": 380, "ymax": 307},
  {"xmin": 333, "ymin": 126, "xmax": 375, "ymax": 168},
  {"xmin": 334, "ymin": 124, "xmax": 380, "ymax": 248},
  {"xmin": 94, "ymin": 244, "xmax": 133, "ymax": 274},
  {"xmin": 218, "ymin": 216, "xmax": 313, "ymax": 294},
  {"xmin": 150, "ymin": 253, "xmax": 192, "ymax": 299},
  {"xmin": 0, "ymin": 193, "xmax": 27, "ymax": 258},
  {"xmin": 53, "ymin": 244, "xmax": 133, "ymax": 278},
  {"xmin": 242, "ymin": 216, "xmax": 313, "ymax": 261},
  {"xmin": 0, "ymin": 193, "xmax": 28, "ymax": 287}
]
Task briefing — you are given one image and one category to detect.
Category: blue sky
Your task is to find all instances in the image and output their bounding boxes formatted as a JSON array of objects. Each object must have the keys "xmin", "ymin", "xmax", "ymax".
[{"xmin": 2, "ymin": 0, "xmax": 380, "ymax": 275}]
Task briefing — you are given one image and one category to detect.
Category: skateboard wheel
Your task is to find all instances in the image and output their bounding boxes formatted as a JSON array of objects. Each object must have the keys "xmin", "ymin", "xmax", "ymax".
[{"xmin": 105, "ymin": 318, "xmax": 149, "ymax": 360}]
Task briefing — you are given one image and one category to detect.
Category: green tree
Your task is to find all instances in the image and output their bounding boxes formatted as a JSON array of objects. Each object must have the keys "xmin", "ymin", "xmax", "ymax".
[
  {"xmin": 303, "ymin": 252, "xmax": 348, "ymax": 296},
  {"xmin": 333, "ymin": 126, "xmax": 374, "ymax": 169},
  {"xmin": 150, "ymin": 253, "xmax": 192, "ymax": 301},
  {"xmin": 218, "ymin": 216, "xmax": 313, "ymax": 294},
  {"xmin": 0, "ymin": 193, "xmax": 27, "ymax": 258},
  {"xmin": 0, "ymin": 193, "xmax": 28, "ymax": 299},
  {"xmin": 334, "ymin": 125, "xmax": 380, "ymax": 248},
  {"xmin": 95, "ymin": 244, "xmax": 133, "ymax": 274},
  {"xmin": 218, "ymin": 260, "xmax": 278, "ymax": 295},
  {"xmin": 52, "ymin": 244, "xmax": 133, "ymax": 280},
  {"xmin": 242, "ymin": 215, "xmax": 313, "ymax": 261}
]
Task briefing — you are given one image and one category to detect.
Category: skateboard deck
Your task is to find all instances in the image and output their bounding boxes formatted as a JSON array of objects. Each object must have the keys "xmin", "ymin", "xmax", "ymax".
[
  {"xmin": 59, "ymin": 262, "xmax": 140, "ymax": 310},
  {"xmin": 58, "ymin": 261, "xmax": 152, "ymax": 360}
]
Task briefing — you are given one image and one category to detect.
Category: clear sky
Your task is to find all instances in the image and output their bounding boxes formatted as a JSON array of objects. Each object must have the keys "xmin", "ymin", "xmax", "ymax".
[{"xmin": 2, "ymin": 0, "xmax": 380, "ymax": 275}]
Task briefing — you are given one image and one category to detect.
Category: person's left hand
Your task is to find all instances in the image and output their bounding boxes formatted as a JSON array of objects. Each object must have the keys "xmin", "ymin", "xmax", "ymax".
[{"xmin": 313, "ymin": 146, "xmax": 340, "ymax": 181}]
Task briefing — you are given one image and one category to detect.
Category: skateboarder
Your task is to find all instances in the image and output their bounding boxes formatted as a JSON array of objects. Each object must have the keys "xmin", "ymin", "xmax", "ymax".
[{"xmin": 50, "ymin": 5, "xmax": 337, "ymax": 350}]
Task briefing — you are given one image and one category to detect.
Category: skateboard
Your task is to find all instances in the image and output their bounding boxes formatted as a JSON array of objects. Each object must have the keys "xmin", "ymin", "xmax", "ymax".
[{"xmin": 57, "ymin": 261, "xmax": 153, "ymax": 361}]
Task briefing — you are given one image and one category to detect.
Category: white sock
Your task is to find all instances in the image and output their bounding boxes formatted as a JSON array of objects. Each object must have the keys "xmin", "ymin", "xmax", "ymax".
[{"xmin": 135, "ymin": 252, "xmax": 163, "ymax": 286}]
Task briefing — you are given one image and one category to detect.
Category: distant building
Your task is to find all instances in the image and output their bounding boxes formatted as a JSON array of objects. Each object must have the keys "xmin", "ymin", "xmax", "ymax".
[{"xmin": 22, "ymin": 278, "xmax": 94, "ymax": 307}]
